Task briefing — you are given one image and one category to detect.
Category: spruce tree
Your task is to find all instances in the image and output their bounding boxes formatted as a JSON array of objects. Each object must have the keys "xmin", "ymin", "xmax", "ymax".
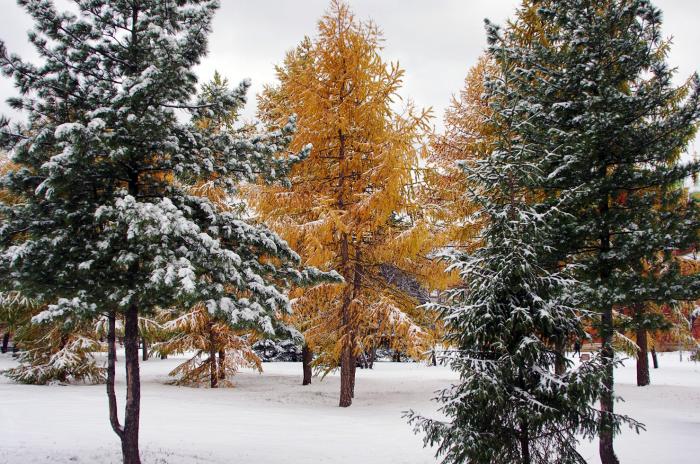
[
  {"xmin": 485, "ymin": 1, "xmax": 700, "ymax": 462},
  {"xmin": 407, "ymin": 13, "xmax": 642, "ymax": 462},
  {"xmin": 0, "ymin": 1, "xmax": 335, "ymax": 463}
]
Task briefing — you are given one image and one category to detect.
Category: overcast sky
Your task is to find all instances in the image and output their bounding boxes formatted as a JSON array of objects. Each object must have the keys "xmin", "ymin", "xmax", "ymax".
[{"xmin": 0, "ymin": 0, "xmax": 698, "ymax": 151}]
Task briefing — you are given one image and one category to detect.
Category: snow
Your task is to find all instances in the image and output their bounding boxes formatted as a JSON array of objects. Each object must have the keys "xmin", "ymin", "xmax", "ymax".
[{"xmin": 0, "ymin": 352, "xmax": 698, "ymax": 463}]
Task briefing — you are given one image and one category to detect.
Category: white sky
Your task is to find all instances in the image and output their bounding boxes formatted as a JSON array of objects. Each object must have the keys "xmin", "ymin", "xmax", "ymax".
[{"xmin": 0, "ymin": 0, "xmax": 697, "ymax": 152}]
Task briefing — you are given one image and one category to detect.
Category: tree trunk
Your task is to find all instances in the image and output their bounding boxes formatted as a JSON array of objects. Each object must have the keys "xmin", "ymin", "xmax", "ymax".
[
  {"xmin": 520, "ymin": 421, "xmax": 531, "ymax": 464},
  {"xmin": 554, "ymin": 338, "xmax": 566, "ymax": 376},
  {"xmin": 160, "ymin": 353, "xmax": 167, "ymax": 360},
  {"xmin": 431, "ymin": 348, "xmax": 437, "ymax": 367},
  {"xmin": 598, "ymin": 191, "xmax": 619, "ymax": 464},
  {"xmin": 368, "ymin": 346, "xmax": 375, "ymax": 369},
  {"xmin": 599, "ymin": 312, "xmax": 619, "ymax": 464},
  {"xmin": 339, "ymin": 341, "xmax": 353, "ymax": 407},
  {"xmin": 635, "ymin": 323, "xmax": 650, "ymax": 387},
  {"xmin": 208, "ymin": 322, "xmax": 217, "ymax": 388},
  {"xmin": 651, "ymin": 347, "xmax": 659, "ymax": 369},
  {"xmin": 122, "ymin": 304, "xmax": 142, "ymax": 464},
  {"xmin": 350, "ymin": 353, "xmax": 357, "ymax": 398},
  {"xmin": 141, "ymin": 337, "xmax": 149, "ymax": 361},
  {"xmin": 1, "ymin": 332, "xmax": 9, "ymax": 353},
  {"xmin": 338, "ymin": 230, "xmax": 353, "ymax": 407},
  {"xmin": 106, "ymin": 312, "xmax": 123, "ymax": 441},
  {"xmin": 302, "ymin": 343, "xmax": 312, "ymax": 385},
  {"xmin": 218, "ymin": 349, "xmax": 226, "ymax": 381}
]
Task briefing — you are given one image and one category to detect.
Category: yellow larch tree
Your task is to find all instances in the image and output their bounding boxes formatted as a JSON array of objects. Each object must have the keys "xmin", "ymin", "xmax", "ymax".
[
  {"xmin": 249, "ymin": 0, "xmax": 440, "ymax": 407},
  {"xmin": 425, "ymin": 0, "xmax": 551, "ymax": 248},
  {"xmin": 152, "ymin": 304, "xmax": 262, "ymax": 388}
]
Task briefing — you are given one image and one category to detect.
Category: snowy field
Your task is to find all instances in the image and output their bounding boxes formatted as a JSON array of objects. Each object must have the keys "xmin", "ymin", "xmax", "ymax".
[{"xmin": 0, "ymin": 352, "xmax": 698, "ymax": 464}]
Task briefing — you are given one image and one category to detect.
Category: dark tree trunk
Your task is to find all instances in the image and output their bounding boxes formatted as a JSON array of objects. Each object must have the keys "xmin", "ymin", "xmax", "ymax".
[
  {"xmin": 1, "ymin": 332, "xmax": 9, "ymax": 353},
  {"xmin": 651, "ymin": 347, "xmax": 659, "ymax": 369},
  {"xmin": 554, "ymin": 338, "xmax": 566, "ymax": 376},
  {"xmin": 350, "ymin": 353, "xmax": 356, "ymax": 398},
  {"xmin": 338, "ymin": 231, "xmax": 353, "ymax": 407},
  {"xmin": 636, "ymin": 323, "xmax": 650, "ymax": 387},
  {"xmin": 598, "ymin": 190, "xmax": 619, "ymax": 464},
  {"xmin": 218, "ymin": 349, "xmax": 226, "ymax": 381},
  {"xmin": 599, "ymin": 315, "xmax": 619, "ymax": 464},
  {"xmin": 339, "ymin": 342, "xmax": 353, "ymax": 407},
  {"xmin": 431, "ymin": 349, "xmax": 437, "ymax": 366},
  {"xmin": 106, "ymin": 312, "xmax": 123, "ymax": 440},
  {"xmin": 368, "ymin": 346, "xmax": 375, "ymax": 369},
  {"xmin": 208, "ymin": 322, "xmax": 217, "ymax": 388},
  {"xmin": 122, "ymin": 304, "xmax": 142, "ymax": 464},
  {"xmin": 520, "ymin": 421, "xmax": 531, "ymax": 464},
  {"xmin": 302, "ymin": 343, "xmax": 312, "ymax": 385},
  {"xmin": 141, "ymin": 337, "xmax": 149, "ymax": 361}
]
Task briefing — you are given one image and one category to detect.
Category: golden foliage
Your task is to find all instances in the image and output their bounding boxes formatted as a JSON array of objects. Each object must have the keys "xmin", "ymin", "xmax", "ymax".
[
  {"xmin": 4, "ymin": 308, "xmax": 105, "ymax": 385},
  {"xmin": 153, "ymin": 304, "xmax": 262, "ymax": 387},
  {"xmin": 423, "ymin": 55, "xmax": 496, "ymax": 250},
  {"xmin": 249, "ymin": 0, "xmax": 440, "ymax": 367}
]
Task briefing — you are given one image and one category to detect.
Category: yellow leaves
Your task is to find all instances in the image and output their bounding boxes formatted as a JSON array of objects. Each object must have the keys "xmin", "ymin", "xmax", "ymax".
[
  {"xmin": 155, "ymin": 304, "xmax": 262, "ymax": 387},
  {"xmin": 0, "ymin": 153, "xmax": 23, "ymax": 206},
  {"xmin": 246, "ymin": 1, "xmax": 450, "ymax": 368},
  {"xmin": 189, "ymin": 179, "xmax": 230, "ymax": 211}
]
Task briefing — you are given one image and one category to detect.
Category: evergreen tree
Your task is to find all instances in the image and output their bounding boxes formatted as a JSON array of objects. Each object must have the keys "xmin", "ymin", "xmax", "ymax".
[
  {"xmin": 483, "ymin": 1, "xmax": 700, "ymax": 461},
  {"xmin": 407, "ymin": 11, "xmax": 641, "ymax": 459},
  {"xmin": 0, "ymin": 1, "xmax": 335, "ymax": 462}
]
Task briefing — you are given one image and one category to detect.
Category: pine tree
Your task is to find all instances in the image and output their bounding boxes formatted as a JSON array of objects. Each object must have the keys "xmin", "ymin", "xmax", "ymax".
[
  {"xmin": 483, "ymin": 1, "xmax": 700, "ymax": 462},
  {"xmin": 0, "ymin": 2, "xmax": 334, "ymax": 462},
  {"xmin": 249, "ymin": 0, "xmax": 438, "ymax": 407},
  {"xmin": 407, "ymin": 11, "xmax": 642, "ymax": 460}
]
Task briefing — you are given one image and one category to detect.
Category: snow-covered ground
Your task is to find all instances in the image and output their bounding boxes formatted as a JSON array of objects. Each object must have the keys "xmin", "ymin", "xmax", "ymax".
[{"xmin": 0, "ymin": 351, "xmax": 698, "ymax": 463}]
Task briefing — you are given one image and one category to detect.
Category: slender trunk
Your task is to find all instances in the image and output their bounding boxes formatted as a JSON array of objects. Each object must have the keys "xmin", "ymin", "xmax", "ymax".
[
  {"xmin": 520, "ymin": 421, "xmax": 531, "ymax": 464},
  {"xmin": 635, "ymin": 305, "xmax": 650, "ymax": 386},
  {"xmin": 121, "ymin": 19, "xmax": 143, "ymax": 459},
  {"xmin": 431, "ymin": 348, "xmax": 437, "ymax": 367},
  {"xmin": 302, "ymin": 343, "xmax": 312, "ymax": 385},
  {"xmin": 636, "ymin": 328, "xmax": 650, "ymax": 386},
  {"xmin": 554, "ymin": 338, "xmax": 566, "ymax": 375},
  {"xmin": 337, "ymin": 126, "xmax": 354, "ymax": 408},
  {"xmin": 122, "ymin": 304, "xmax": 142, "ymax": 464},
  {"xmin": 208, "ymin": 322, "xmax": 217, "ymax": 388},
  {"xmin": 368, "ymin": 346, "xmax": 375, "ymax": 369},
  {"xmin": 107, "ymin": 312, "xmax": 123, "ymax": 440},
  {"xmin": 598, "ymin": 189, "xmax": 619, "ymax": 464},
  {"xmin": 350, "ymin": 354, "xmax": 356, "ymax": 398},
  {"xmin": 339, "ymin": 288, "xmax": 354, "ymax": 407},
  {"xmin": 599, "ymin": 341, "xmax": 618, "ymax": 464},
  {"xmin": 1, "ymin": 332, "xmax": 9, "ymax": 353},
  {"xmin": 339, "ymin": 340, "xmax": 353, "ymax": 407},
  {"xmin": 218, "ymin": 349, "xmax": 226, "ymax": 381},
  {"xmin": 141, "ymin": 337, "xmax": 148, "ymax": 361},
  {"xmin": 651, "ymin": 347, "xmax": 659, "ymax": 369}
]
